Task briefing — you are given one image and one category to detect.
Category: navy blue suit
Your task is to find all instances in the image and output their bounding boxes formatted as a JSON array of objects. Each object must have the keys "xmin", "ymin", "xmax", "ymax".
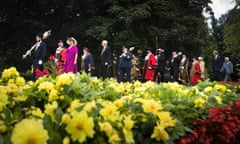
[
  {"xmin": 83, "ymin": 54, "xmax": 94, "ymax": 74},
  {"xmin": 212, "ymin": 55, "xmax": 222, "ymax": 81},
  {"xmin": 118, "ymin": 52, "xmax": 132, "ymax": 82},
  {"xmin": 33, "ymin": 41, "xmax": 46, "ymax": 79}
]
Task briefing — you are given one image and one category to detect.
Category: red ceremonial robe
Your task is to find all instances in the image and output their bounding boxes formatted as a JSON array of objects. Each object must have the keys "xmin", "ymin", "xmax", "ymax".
[
  {"xmin": 191, "ymin": 62, "xmax": 201, "ymax": 85},
  {"xmin": 144, "ymin": 54, "xmax": 157, "ymax": 81}
]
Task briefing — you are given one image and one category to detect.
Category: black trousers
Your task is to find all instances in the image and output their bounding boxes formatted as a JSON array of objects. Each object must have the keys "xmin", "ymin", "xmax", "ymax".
[
  {"xmin": 119, "ymin": 67, "xmax": 131, "ymax": 82},
  {"xmin": 101, "ymin": 65, "xmax": 111, "ymax": 79},
  {"xmin": 154, "ymin": 69, "xmax": 164, "ymax": 82},
  {"xmin": 213, "ymin": 70, "xmax": 221, "ymax": 81}
]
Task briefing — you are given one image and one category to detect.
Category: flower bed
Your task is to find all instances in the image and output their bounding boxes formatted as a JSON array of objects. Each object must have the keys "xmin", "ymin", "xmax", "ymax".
[{"xmin": 0, "ymin": 67, "xmax": 239, "ymax": 144}]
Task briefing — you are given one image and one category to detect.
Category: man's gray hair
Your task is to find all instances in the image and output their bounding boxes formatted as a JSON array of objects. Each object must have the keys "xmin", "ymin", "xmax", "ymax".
[
  {"xmin": 102, "ymin": 40, "xmax": 108, "ymax": 45},
  {"xmin": 213, "ymin": 50, "xmax": 218, "ymax": 55}
]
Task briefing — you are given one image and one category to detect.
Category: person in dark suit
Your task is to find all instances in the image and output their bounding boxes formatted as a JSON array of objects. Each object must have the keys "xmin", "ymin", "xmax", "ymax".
[
  {"xmin": 100, "ymin": 40, "xmax": 112, "ymax": 79},
  {"xmin": 154, "ymin": 48, "xmax": 165, "ymax": 82},
  {"xmin": 33, "ymin": 33, "xmax": 47, "ymax": 80},
  {"xmin": 81, "ymin": 47, "xmax": 94, "ymax": 75},
  {"xmin": 118, "ymin": 46, "xmax": 132, "ymax": 82},
  {"xmin": 170, "ymin": 51, "xmax": 181, "ymax": 82},
  {"xmin": 212, "ymin": 50, "xmax": 222, "ymax": 81}
]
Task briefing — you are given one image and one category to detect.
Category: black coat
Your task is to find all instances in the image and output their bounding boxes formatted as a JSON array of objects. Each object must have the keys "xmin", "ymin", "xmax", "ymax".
[
  {"xmin": 212, "ymin": 55, "xmax": 222, "ymax": 72},
  {"xmin": 170, "ymin": 55, "xmax": 181, "ymax": 74},
  {"xmin": 33, "ymin": 41, "xmax": 46, "ymax": 70},
  {"xmin": 157, "ymin": 53, "xmax": 165, "ymax": 72},
  {"xmin": 100, "ymin": 47, "xmax": 112, "ymax": 65}
]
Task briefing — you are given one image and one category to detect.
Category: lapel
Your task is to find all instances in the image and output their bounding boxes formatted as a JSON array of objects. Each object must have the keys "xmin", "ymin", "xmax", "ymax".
[
  {"xmin": 101, "ymin": 47, "xmax": 107, "ymax": 56},
  {"xmin": 35, "ymin": 42, "xmax": 42, "ymax": 56}
]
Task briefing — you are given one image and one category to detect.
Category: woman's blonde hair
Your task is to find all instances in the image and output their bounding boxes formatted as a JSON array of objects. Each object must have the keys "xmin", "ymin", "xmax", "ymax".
[{"xmin": 67, "ymin": 37, "xmax": 78, "ymax": 45}]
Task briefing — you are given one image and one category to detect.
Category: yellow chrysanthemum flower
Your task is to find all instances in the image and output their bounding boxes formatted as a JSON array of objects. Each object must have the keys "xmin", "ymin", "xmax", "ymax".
[
  {"xmin": 8, "ymin": 79, "xmax": 15, "ymax": 84},
  {"xmin": 0, "ymin": 86, "xmax": 8, "ymax": 111},
  {"xmin": 63, "ymin": 136, "xmax": 70, "ymax": 144},
  {"xmin": 66, "ymin": 111, "xmax": 95, "ymax": 143},
  {"xmin": 108, "ymin": 131, "xmax": 121, "ymax": 144},
  {"xmin": 215, "ymin": 96, "xmax": 222, "ymax": 104},
  {"xmin": 142, "ymin": 99, "xmax": 162, "ymax": 114},
  {"xmin": 44, "ymin": 101, "xmax": 58, "ymax": 120},
  {"xmin": 99, "ymin": 122, "xmax": 113, "ymax": 137},
  {"xmin": 11, "ymin": 119, "xmax": 49, "ymax": 144},
  {"xmin": 16, "ymin": 77, "xmax": 26, "ymax": 86},
  {"xmin": 194, "ymin": 98, "xmax": 206, "ymax": 109},
  {"xmin": 59, "ymin": 95, "xmax": 65, "ymax": 101},
  {"xmin": 48, "ymin": 89, "xmax": 58, "ymax": 102},
  {"xmin": 214, "ymin": 84, "xmax": 227, "ymax": 93},
  {"xmin": 203, "ymin": 86, "xmax": 213, "ymax": 94},
  {"xmin": 67, "ymin": 100, "xmax": 81, "ymax": 113},
  {"xmin": 61, "ymin": 114, "xmax": 71, "ymax": 124},
  {"xmin": 182, "ymin": 89, "xmax": 190, "ymax": 96},
  {"xmin": 0, "ymin": 120, "xmax": 7, "ymax": 133},
  {"xmin": 151, "ymin": 121, "xmax": 169, "ymax": 141},
  {"xmin": 14, "ymin": 95, "xmax": 28, "ymax": 102},
  {"xmin": 32, "ymin": 108, "xmax": 44, "ymax": 119},
  {"xmin": 113, "ymin": 99, "xmax": 124, "ymax": 108},
  {"xmin": 6, "ymin": 83, "xmax": 19, "ymax": 95},
  {"xmin": 157, "ymin": 112, "xmax": 177, "ymax": 128},
  {"xmin": 1, "ymin": 67, "xmax": 19, "ymax": 80},
  {"xmin": 100, "ymin": 103, "xmax": 118, "ymax": 121},
  {"xmin": 38, "ymin": 81, "xmax": 54, "ymax": 93},
  {"xmin": 83, "ymin": 101, "xmax": 96, "ymax": 112},
  {"xmin": 123, "ymin": 116, "xmax": 135, "ymax": 144},
  {"xmin": 56, "ymin": 73, "xmax": 74, "ymax": 88}
]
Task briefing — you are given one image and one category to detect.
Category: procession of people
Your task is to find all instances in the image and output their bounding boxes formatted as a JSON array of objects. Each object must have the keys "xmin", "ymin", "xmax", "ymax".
[{"xmin": 29, "ymin": 32, "xmax": 237, "ymax": 84}]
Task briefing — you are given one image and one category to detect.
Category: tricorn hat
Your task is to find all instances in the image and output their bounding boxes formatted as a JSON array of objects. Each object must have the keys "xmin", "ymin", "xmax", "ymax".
[{"xmin": 146, "ymin": 48, "xmax": 154, "ymax": 52}]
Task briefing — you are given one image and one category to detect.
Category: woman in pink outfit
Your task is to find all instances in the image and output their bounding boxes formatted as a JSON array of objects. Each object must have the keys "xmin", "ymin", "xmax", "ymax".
[{"xmin": 64, "ymin": 37, "xmax": 78, "ymax": 73}]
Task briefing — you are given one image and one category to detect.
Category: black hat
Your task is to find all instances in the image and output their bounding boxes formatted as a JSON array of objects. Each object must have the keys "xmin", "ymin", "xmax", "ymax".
[
  {"xmin": 36, "ymin": 33, "xmax": 43, "ymax": 38},
  {"xmin": 58, "ymin": 40, "xmax": 63, "ymax": 43},
  {"xmin": 146, "ymin": 48, "xmax": 154, "ymax": 52}
]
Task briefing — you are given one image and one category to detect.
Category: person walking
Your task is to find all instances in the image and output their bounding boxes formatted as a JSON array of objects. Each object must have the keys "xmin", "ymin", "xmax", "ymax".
[
  {"xmin": 179, "ymin": 54, "xmax": 189, "ymax": 84},
  {"xmin": 191, "ymin": 57, "xmax": 201, "ymax": 85},
  {"xmin": 100, "ymin": 40, "xmax": 112, "ymax": 78},
  {"xmin": 212, "ymin": 50, "xmax": 222, "ymax": 81},
  {"xmin": 170, "ymin": 51, "xmax": 181, "ymax": 82},
  {"xmin": 222, "ymin": 57, "xmax": 233, "ymax": 83},
  {"xmin": 81, "ymin": 47, "xmax": 94, "ymax": 75},
  {"xmin": 144, "ymin": 48, "xmax": 157, "ymax": 81},
  {"xmin": 64, "ymin": 37, "xmax": 78, "ymax": 73},
  {"xmin": 55, "ymin": 40, "xmax": 66, "ymax": 74},
  {"xmin": 155, "ymin": 48, "xmax": 165, "ymax": 82},
  {"xmin": 33, "ymin": 33, "xmax": 47, "ymax": 80},
  {"xmin": 118, "ymin": 46, "xmax": 132, "ymax": 82},
  {"xmin": 198, "ymin": 57, "xmax": 205, "ymax": 80}
]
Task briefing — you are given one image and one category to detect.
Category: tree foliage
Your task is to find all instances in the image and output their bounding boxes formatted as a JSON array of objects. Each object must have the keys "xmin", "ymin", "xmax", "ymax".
[{"xmin": 223, "ymin": 6, "xmax": 240, "ymax": 54}]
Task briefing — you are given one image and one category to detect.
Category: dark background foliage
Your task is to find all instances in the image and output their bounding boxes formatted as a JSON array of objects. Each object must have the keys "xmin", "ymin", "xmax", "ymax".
[{"xmin": 0, "ymin": 0, "xmax": 239, "ymax": 76}]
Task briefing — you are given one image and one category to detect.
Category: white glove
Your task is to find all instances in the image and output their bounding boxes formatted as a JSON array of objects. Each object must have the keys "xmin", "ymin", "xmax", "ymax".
[
  {"xmin": 178, "ymin": 52, "xmax": 182, "ymax": 55},
  {"xmin": 38, "ymin": 60, "xmax": 43, "ymax": 65},
  {"xmin": 105, "ymin": 62, "xmax": 108, "ymax": 66},
  {"xmin": 26, "ymin": 50, "xmax": 31, "ymax": 56}
]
